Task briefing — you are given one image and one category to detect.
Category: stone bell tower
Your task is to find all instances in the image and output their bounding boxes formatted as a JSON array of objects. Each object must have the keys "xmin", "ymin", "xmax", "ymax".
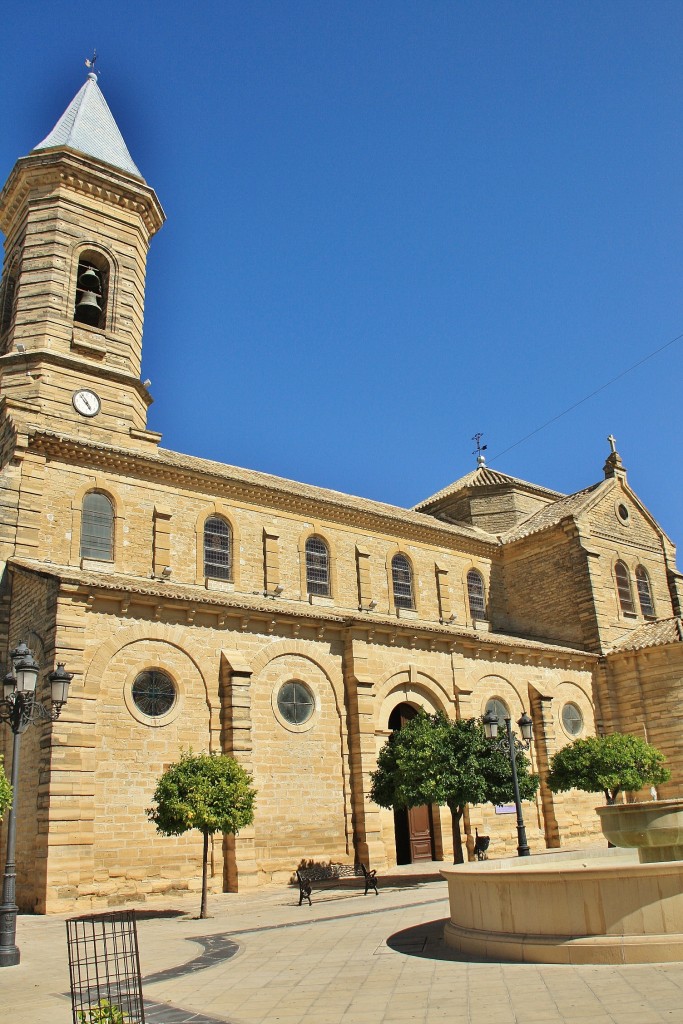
[{"xmin": 0, "ymin": 72, "xmax": 165, "ymax": 448}]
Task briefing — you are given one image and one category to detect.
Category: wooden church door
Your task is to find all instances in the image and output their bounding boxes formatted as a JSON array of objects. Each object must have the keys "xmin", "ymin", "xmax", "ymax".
[{"xmin": 388, "ymin": 702, "xmax": 435, "ymax": 864}]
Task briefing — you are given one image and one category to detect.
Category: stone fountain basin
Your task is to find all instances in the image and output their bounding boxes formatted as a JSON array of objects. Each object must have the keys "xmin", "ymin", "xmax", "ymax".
[
  {"xmin": 597, "ymin": 799, "xmax": 683, "ymax": 862},
  {"xmin": 441, "ymin": 846, "xmax": 683, "ymax": 964}
]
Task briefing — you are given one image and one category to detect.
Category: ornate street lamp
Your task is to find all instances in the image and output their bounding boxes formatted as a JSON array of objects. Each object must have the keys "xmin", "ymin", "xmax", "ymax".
[
  {"xmin": 483, "ymin": 708, "xmax": 534, "ymax": 858},
  {"xmin": 0, "ymin": 643, "xmax": 72, "ymax": 967}
]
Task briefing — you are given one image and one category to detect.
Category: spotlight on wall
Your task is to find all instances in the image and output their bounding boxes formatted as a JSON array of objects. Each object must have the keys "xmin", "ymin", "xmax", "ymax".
[
  {"xmin": 161, "ymin": 566, "xmax": 172, "ymax": 578},
  {"xmin": 15, "ymin": 343, "xmax": 26, "ymax": 353},
  {"xmin": 273, "ymin": 584, "xmax": 284, "ymax": 597},
  {"xmin": 143, "ymin": 379, "xmax": 151, "ymax": 388},
  {"xmin": 368, "ymin": 599, "xmax": 378, "ymax": 611}
]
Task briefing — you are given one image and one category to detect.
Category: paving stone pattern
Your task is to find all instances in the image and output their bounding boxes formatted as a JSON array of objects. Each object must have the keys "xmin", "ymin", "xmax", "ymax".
[{"xmin": 5, "ymin": 876, "xmax": 683, "ymax": 1024}]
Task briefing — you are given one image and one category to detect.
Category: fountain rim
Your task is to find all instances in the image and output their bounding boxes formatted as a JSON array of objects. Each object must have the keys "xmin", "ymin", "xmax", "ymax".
[
  {"xmin": 439, "ymin": 852, "xmax": 683, "ymax": 879},
  {"xmin": 596, "ymin": 797, "xmax": 683, "ymax": 814}
]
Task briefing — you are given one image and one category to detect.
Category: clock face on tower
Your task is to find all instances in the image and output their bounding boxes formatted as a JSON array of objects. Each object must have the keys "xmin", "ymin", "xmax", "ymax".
[{"xmin": 72, "ymin": 389, "xmax": 101, "ymax": 418}]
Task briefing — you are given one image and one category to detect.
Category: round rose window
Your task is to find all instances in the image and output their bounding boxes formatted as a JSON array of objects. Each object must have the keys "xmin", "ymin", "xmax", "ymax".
[
  {"xmin": 561, "ymin": 702, "xmax": 583, "ymax": 736},
  {"xmin": 131, "ymin": 669, "xmax": 176, "ymax": 718},
  {"xmin": 277, "ymin": 681, "xmax": 315, "ymax": 726}
]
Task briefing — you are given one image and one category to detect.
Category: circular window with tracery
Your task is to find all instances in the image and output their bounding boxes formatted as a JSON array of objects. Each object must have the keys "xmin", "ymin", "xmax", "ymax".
[
  {"xmin": 276, "ymin": 681, "xmax": 315, "ymax": 726},
  {"xmin": 561, "ymin": 702, "xmax": 583, "ymax": 737},
  {"xmin": 131, "ymin": 669, "xmax": 176, "ymax": 719}
]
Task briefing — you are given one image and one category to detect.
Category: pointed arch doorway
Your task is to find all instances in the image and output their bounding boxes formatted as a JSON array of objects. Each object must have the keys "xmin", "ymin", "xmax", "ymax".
[{"xmin": 388, "ymin": 702, "xmax": 436, "ymax": 864}]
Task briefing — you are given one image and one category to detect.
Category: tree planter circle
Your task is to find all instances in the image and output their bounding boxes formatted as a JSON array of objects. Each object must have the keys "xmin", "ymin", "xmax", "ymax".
[{"xmin": 596, "ymin": 798, "xmax": 683, "ymax": 863}]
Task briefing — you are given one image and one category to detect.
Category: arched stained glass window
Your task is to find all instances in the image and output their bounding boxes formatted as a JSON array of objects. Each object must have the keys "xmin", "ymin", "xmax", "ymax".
[
  {"xmin": 204, "ymin": 515, "xmax": 232, "ymax": 580},
  {"xmin": 467, "ymin": 569, "xmax": 487, "ymax": 621},
  {"xmin": 305, "ymin": 536, "xmax": 330, "ymax": 596},
  {"xmin": 635, "ymin": 565, "xmax": 655, "ymax": 618},
  {"xmin": 81, "ymin": 491, "xmax": 114, "ymax": 561},
  {"xmin": 392, "ymin": 554, "xmax": 414, "ymax": 609},
  {"xmin": 615, "ymin": 561, "xmax": 635, "ymax": 615}
]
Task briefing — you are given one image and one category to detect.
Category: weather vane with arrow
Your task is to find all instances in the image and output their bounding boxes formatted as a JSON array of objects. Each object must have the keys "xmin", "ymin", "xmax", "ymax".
[{"xmin": 472, "ymin": 432, "xmax": 487, "ymax": 467}]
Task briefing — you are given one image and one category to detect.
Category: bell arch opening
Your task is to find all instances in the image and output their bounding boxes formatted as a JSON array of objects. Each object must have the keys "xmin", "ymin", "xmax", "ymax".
[{"xmin": 74, "ymin": 249, "xmax": 110, "ymax": 329}]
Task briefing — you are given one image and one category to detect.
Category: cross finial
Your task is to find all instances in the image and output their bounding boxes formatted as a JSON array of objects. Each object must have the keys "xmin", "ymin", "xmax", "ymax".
[
  {"xmin": 604, "ymin": 434, "xmax": 626, "ymax": 480},
  {"xmin": 472, "ymin": 432, "xmax": 487, "ymax": 467}
]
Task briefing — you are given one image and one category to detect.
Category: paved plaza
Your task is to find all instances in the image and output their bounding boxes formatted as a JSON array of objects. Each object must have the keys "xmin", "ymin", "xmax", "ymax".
[{"xmin": 3, "ymin": 865, "xmax": 683, "ymax": 1024}]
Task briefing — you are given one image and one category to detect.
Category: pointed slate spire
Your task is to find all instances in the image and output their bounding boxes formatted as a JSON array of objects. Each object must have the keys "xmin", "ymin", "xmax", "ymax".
[{"xmin": 33, "ymin": 73, "xmax": 142, "ymax": 179}]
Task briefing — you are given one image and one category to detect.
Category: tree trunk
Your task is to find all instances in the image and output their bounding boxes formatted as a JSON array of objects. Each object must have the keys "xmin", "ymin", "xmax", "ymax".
[
  {"xmin": 200, "ymin": 830, "xmax": 209, "ymax": 919},
  {"xmin": 448, "ymin": 803, "xmax": 464, "ymax": 864},
  {"xmin": 605, "ymin": 791, "xmax": 617, "ymax": 847}
]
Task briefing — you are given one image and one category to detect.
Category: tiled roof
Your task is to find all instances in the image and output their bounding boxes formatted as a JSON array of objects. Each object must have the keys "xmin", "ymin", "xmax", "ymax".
[
  {"xmin": 414, "ymin": 466, "xmax": 564, "ymax": 511},
  {"xmin": 609, "ymin": 617, "xmax": 683, "ymax": 654},
  {"xmin": 8, "ymin": 557, "xmax": 594, "ymax": 658},
  {"xmin": 33, "ymin": 74, "xmax": 142, "ymax": 178},
  {"xmin": 29, "ymin": 431, "xmax": 492, "ymax": 543},
  {"xmin": 501, "ymin": 482, "xmax": 604, "ymax": 543}
]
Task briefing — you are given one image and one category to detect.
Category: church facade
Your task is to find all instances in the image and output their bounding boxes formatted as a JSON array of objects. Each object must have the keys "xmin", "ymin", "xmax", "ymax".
[{"xmin": 1, "ymin": 75, "xmax": 682, "ymax": 914}]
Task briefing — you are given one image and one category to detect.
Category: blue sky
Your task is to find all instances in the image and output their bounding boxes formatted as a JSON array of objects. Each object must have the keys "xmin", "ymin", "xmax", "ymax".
[{"xmin": 2, "ymin": 2, "xmax": 683, "ymax": 536}]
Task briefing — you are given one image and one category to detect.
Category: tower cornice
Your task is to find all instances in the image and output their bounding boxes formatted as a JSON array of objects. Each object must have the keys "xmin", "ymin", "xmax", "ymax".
[{"xmin": 0, "ymin": 148, "xmax": 164, "ymax": 238}]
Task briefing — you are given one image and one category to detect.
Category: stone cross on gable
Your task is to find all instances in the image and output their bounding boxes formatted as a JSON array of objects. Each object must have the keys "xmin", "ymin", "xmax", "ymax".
[{"xmin": 604, "ymin": 434, "xmax": 626, "ymax": 479}]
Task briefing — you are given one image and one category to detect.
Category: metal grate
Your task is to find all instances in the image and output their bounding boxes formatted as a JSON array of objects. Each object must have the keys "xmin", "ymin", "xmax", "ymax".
[
  {"xmin": 204, "ymin": 515, "xmax": 232, "ymax": 580},
  {"xmin": 66, "ymin": 911, "xmax": 145, "ymax": 1024},
  {"xmin": 305, "ymin": 536, "xmax": 330, "ymax": 596},
  {"xmin": 392, "ymin": 554, "xmax": 414, "ymax": 609}
]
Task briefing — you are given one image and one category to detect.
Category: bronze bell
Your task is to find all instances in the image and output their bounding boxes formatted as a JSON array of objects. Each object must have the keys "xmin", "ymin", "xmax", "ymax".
[
  {"xmin": 75, "ymin": 290, "xmax": 102, "ymax": 325},
  {"xmin": 78, "ymin": 266, "xmax": 101, "ymax": 292}
]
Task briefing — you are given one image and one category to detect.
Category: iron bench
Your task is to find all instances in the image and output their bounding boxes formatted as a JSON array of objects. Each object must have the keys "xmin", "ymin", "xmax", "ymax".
[{"xmin": 296, "ymin": 863, "xmax": 379, "ymax": 905}]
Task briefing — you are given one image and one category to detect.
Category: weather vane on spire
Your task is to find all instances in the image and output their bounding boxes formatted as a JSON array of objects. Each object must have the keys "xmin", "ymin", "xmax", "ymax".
[
  {"xmin": 472, "ymin": 432, "xmax": 487, "ymax": 467},
  {"xmin": 85, "ymin": 50, "xmax": 98, "ymax": 75}
]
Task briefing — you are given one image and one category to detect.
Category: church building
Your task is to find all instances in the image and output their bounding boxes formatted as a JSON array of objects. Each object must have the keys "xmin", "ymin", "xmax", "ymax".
[{"xmin": 1, "ymin": 74, "xmax": 682, "ymax": 913}]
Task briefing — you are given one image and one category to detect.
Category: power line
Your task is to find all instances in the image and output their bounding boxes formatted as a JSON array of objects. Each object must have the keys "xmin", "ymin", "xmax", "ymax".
[{"xmin": 488, "ymin": 327, "xmax": 683, "ymax": 464}]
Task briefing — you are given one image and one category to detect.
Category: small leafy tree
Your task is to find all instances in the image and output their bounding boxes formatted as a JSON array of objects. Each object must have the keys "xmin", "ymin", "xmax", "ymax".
[
  {"xmin": 370, "ymin": 711, "xmax": 538, "ymax": 863},
  {"xmin": 78, "ymin": 999, "xmax": 128, "ymax": 1023},
  {"xmin": 547, "ymin": 733, "xmax": 671, "ymax": 805},
  {"xmin": 0, "ymin": 755, "xmax": 12, "ymax": 821},
  {"xmin": 148, "ymin": 752, "xmax": 256, "ymax": 918}
]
